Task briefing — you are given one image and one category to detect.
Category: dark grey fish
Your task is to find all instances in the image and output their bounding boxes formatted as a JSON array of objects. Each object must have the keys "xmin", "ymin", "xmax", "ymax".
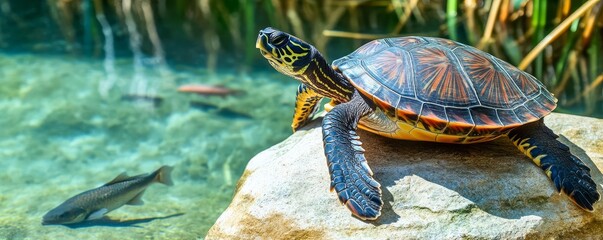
[
  {"xmin": 42, "ymin": 166, "xmax": 174, "ymax": 225},
  {"xmin": 190, "ymin": 101, "xmax": 254, "ymax": 120}
]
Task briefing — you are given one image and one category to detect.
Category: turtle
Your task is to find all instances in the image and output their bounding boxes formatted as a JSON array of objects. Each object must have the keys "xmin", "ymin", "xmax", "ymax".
[{"xmin": 256, "ymin": 27, "xmax": 600, "ymax": 220}]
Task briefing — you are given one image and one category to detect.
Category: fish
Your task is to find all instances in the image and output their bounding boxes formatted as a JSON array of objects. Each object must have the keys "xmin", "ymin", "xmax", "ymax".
[
  {"xmin": 120, "ymin": 93, "xmax": 164, "ymax": 107},
  {"xmin": 190, "ymin": 101, "xmax": 253, "ymax": 120},
  {"xmin": 42, "ymin": 166, "xmax": 174, "ymax": 225},
  {"xmin": 177, "ymin": 84, "xmax": 244, "ymax": 97}
]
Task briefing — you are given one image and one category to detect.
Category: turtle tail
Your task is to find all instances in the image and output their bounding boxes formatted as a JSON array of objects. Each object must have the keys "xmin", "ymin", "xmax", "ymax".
[{"xmin": 508, "ymin": 119, "xmax": 600, "ymax": 211}]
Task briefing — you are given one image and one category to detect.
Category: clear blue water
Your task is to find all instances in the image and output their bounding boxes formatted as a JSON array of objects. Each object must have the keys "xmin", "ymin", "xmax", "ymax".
[{"xmin": 0, "ymin": 52, "xmax": 297, "ymax": 238}]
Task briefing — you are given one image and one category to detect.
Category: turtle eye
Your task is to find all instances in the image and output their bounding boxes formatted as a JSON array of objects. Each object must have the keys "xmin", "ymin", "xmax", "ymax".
[{"xmin": 270, "ymin": 34, "xmax": 288, "ymax": 46}]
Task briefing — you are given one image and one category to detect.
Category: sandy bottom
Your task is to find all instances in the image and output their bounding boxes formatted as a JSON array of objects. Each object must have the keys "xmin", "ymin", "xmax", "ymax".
[{"xmin": 0, "ymin": 53, "xmax": 297, "ymax": 239}]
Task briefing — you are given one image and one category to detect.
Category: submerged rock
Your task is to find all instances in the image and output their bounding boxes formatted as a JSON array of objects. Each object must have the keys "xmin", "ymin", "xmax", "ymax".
[{"xmin": 207, "ymin": 113, "xmax": 603, "ymax": 239}]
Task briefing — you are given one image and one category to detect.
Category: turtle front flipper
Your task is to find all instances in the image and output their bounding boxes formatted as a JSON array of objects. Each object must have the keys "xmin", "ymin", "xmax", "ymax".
[
  {"xmin": 292, "ymin": 84, "xmax": 323, "ymax": 132},
  {"xmin": 508, "ymin": 119, "xmax": 600, "ymax": 210},
  {"xmin": 322, "ymin": 91, "xmax": 382, "ymax": 220}
]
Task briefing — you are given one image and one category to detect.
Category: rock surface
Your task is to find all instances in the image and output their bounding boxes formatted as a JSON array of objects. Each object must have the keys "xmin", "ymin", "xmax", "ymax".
[{"xmin": 207, "ymin": 113, "xmax": 603, "ymax": 239}]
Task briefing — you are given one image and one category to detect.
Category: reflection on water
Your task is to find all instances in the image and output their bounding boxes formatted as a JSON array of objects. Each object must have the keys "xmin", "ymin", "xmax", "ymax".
[
  {"xmin": 95, "ymin": 2, "xmax": 115, "ymax": 98},
  {"xmin": 0, "ymin": 52, "xmax": 296, "ymax": 238}
]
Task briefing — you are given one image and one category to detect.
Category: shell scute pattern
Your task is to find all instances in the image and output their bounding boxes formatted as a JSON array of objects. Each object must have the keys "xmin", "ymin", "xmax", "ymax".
[
  {"xmin": 417, "ymin": 103, "xmax": 448, "ymax": 133},
  {"xmin": 497, "ymin": 109, "xmax": 523, "ymax": 126},
  {"xmin": 385, "ymin": 36, "xmax": 427, "ymax": 50},
  {"xmin": 444, "ymin": 107, "xmax": 474, "ymax": 135},
  {"xmin": 470, "ymin": 106, "xmax": 503, "ymax": 126},
  {"xmin": 513, "ymin": 105, "xmax": 539, "ymax": 122},
  {"xmin": 497, "ymin": 60, "xmax": 541, "ymax": 97},
  {"xmin": 372, "ymin": 87, "xmax": 401, "ymax": 118},
  {"xmin": 363, "ymin": 47, "xmax": 415, "ymax": 98},
  {"xmin": 334, "ymin": 36, "xmax": 556, "ymax": 138},
  {"xmin": 426, "ymin": 37, "xmax": 464, "ymax": 48},
  {"xmin": 534, "ymin": 93, "xmax": 557, "ymax": 111},
  {"xmin": 346, "ymin": 39, "xmax": 389, "ymax": 60},
  {"xmin": 409, "ymin": 45, "xmax": 478, "ymax": 106},
  {"xmin": 395, "ymin": 97, "xmax": 422, "ymax": 124},
  {"xmin": 453, "ymin": 47, "xmax": 526, "ymax": 108}
]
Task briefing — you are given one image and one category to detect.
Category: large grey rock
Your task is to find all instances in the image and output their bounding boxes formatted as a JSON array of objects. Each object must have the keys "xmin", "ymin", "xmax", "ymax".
[{"xmin": 207, "ymin": 113, "xmax": 603, "ymax": 239}]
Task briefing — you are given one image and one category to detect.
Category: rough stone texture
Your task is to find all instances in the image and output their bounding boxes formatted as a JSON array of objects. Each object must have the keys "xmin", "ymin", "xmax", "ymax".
[{"xmin": 207, "ymin": 113, "xmax": 603, "ymax": 239}]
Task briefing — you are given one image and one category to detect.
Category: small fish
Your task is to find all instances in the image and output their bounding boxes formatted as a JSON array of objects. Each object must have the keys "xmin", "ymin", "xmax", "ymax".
[
  {"xmin": 120, "ymin": 93, "xmax": 164, "ymax": 107},
  {"xmin": 42, "ymin": 166, "xmax": 174, "ymax": 225},
  {"xmin": 190, "ymin": 101, "xmax": 254, "ymax": 120},
  {"xmin": 178, "ymin": 84, "xmax": 244, "ymax": 97}
]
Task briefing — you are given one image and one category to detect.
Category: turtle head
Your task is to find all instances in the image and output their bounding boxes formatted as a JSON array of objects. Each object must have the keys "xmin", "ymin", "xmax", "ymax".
[
  {"xmin": 257, "ymin": 27, "xmax": 354, "ymax": 102},
  {"xmin": 257, "ymin": 27, "xmax": 315, "ymax": 77}
]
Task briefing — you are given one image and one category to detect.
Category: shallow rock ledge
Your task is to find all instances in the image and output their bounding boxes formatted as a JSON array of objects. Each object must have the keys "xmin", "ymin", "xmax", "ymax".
[{"xmin": 207, "ymin": 113, "xmax": 603, "ymax": 239}]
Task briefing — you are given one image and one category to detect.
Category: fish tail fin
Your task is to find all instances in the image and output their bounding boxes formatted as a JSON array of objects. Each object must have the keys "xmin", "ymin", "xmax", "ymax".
[{"xmin": 155, "ymin": 165, "xmax": 174, "ymax": 186}]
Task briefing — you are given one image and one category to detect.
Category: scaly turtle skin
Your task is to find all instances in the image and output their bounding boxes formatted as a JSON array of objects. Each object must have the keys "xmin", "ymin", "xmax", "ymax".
[{"xmin": 256, "ymin": 27, "xmax": 600, "ymax": 220}]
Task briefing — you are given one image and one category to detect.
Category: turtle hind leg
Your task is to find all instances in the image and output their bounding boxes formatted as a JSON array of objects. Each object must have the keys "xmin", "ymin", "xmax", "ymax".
[
  {"xmin": 322, "ymin": 91, "xmax": 382, "ymax": 220},
  {"xmin": 508, "ymin": 118, "xmax": 600, "ymax": 210}
]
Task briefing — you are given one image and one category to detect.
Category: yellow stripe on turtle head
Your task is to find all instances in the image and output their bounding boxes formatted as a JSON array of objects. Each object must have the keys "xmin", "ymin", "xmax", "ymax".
[
  {"xmin": 263, "ymin": 45, "xmax": 311, "ymax": 76},
  {"xmin": 256, "ymin": 28, "xmax": 314, "ymax": 77}
]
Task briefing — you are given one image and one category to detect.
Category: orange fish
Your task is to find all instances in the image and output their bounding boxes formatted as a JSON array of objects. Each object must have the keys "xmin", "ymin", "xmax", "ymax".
[{"xmin": 178, "ymin": 84, "xmax": 243, "ymax": 97}]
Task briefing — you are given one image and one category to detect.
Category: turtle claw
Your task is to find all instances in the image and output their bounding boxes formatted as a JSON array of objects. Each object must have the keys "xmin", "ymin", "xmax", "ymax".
[
  {"xmin": 346, "ymin": 199, "xmax": 381, "ymax": 220},
  {"xmin": 336, "ymin": 187, "xmax": 383, "ymax": 220},
  {"xmin": 553, "ymin": 157, "xmax": 600, "ymax": 211},
  {"xmin": 569, "ymin": 190, "xmax": 596, "ymax": 212}
]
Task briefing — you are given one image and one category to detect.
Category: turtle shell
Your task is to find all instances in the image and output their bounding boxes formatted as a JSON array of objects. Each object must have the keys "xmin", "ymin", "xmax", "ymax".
[{"xmin": 333, "ymin": 37, "xmax": 557, "ymax": 139}]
